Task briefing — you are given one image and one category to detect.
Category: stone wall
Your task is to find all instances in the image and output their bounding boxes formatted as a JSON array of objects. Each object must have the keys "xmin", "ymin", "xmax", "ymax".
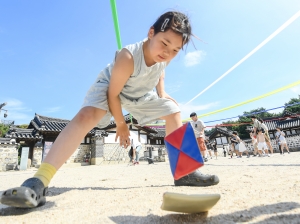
[
  {"xmin": 0, "ymin": 144, "xmax": 18, "ymax": 171},
  {"xmin": 68, "ymin": 144, "xmax": 92, "ymax": 163},
  {"xmin": 32, "ymin": 147, "xmax": 43, "ymax": 167}
]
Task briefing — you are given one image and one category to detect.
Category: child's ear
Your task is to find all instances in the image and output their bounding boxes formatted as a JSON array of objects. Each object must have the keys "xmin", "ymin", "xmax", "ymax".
[{"xmin": 148, "ymin": 27, "xmax": 155, "ymax": 39}]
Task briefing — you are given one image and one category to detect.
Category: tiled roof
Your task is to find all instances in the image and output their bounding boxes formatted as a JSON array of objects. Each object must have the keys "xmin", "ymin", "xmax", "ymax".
[
  {"xmin": 209, "ymin": 127, "xmax": 233, "ymax": 139},
  {"xmin": 148, "ymin": 128, "xmax": 165, "ymax": 138},
  {"xmin": 27, "ymin": 113, "xmax": 107, "ymax": 136},
  {"xmin": 0, "ymin": 137, "xmax": 14, "ymax": 144},
  {"xmin": 28, "ymin": 114, "xmax": 70, "ymax": 132},
  {"xmin": 264, "ymin": 118, "xmax": 300, "ymax": 131},
  {"xmin": 104, "ymin": 114, "xmax": 138, "ymax": 129},
  {"xmin": 5, "ymin": 127, "xmax": 42, "ymax": 140}
]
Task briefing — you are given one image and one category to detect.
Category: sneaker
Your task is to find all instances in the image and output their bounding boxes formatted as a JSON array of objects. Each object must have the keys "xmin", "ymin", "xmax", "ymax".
[
  {"xmin": 267, "ymin": 154, "xmax": 270, "ymax": 157},
  {"xmin": 0, "ymin": 177, "xmax": 47, "ymax": 208},
  {"xmin": 247, "ymin": 155, "xmax": 250, "ymax": 158},
  {"xmin": 288, "ymin": 152, "xmax": 290, "ymax": 154},
  {"xmin": 204, "ymin": 158, "xmax": 208, "ymax": 162},
  {"xmin": 252, "ymin": 154, "xmax": 257, "ymax": 157},
  {"xmin": 174, "ymin": 170, "xmax": 219, "ymax": 187}
]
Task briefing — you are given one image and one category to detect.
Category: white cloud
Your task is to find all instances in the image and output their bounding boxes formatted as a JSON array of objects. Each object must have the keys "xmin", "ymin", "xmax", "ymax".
[
  {"xmin": 43, "ymin": 107, "xmax": 61, "ymax": 113},
  {"xmin": 291, "ymin": 86, "xmax": 300, "ymax": 94},
  {"xmin": 179, "ymin": 101, "xmax": 219, "ymax": 121},
  {"xmin": 184, "ymin": 50, "xmax": 206, "ymax": 67}
]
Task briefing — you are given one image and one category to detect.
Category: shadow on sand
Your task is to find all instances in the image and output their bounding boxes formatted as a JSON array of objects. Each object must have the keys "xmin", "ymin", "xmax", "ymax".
[{"xmin": 109, "ymin": 202, "xmax": 300, "ymax": 224}]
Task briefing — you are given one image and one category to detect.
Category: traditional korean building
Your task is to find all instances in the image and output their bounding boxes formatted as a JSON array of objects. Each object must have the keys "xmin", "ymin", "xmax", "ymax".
[
  {"xmin": 208, "ymin": 110, "xmax": 300, "ymax": 152},
  {"xmin": 1, "ymin": 113, "xmax": 166, "ymax": 169}
]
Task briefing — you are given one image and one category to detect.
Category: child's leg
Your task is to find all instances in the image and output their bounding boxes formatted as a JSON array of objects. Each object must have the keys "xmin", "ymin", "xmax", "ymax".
[
  {"xmin": 43, "ymin": 107, "xmax": 106, "ymax": 170},
  {"xmin": 0, "ymin": 106, "xmax": 107, "ymax": 208},
  {"xmin": 161, "ymin": 112, "xmax": 219, "ymax": 186},
  {"xmin": 161, "ymin": 112, "xmax": 182, "ymax": 135},
  {"xmin": 283, "ymin": 143, "xmax": 290, "ymax": 152}
]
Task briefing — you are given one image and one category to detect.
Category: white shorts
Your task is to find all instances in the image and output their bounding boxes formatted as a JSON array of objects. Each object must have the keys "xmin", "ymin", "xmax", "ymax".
[
  {"xmin": 82, "ymin": 72, "xmax": 180, "ymax": 128},
  {"xmin": 257, "ymin": 142, "xmax": 268, "ymax": 150}
]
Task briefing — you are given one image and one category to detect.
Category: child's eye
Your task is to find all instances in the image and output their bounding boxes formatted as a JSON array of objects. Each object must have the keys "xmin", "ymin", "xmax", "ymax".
[{"xmin": 162, "ymin": 42, "xmax": 167, "ymax": 46}]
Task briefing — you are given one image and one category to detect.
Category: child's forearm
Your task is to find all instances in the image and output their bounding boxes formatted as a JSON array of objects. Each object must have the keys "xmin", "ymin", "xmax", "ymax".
[
  {"xmin": 108, "ymin": 95, "xmax": 125, "ymax": 125},
  {"xmin": 156, "ymin": 71, "xmax": 165, "ymax": 97}
]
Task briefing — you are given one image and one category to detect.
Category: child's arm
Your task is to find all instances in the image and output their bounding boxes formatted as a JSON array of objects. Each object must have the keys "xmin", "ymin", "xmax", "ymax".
[
  {"xmin": 156, "ymin": 71, "xmax": 178, "ymax": 105},
  {"xmin": 108, "ymin": 49, "xmax": 134, "ymax": 147}
]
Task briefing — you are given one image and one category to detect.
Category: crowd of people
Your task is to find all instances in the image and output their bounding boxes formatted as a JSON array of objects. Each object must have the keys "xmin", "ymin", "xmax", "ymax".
[{"xmin": 189, "ymin": 113, "xmax": 291, "ymax": 161}]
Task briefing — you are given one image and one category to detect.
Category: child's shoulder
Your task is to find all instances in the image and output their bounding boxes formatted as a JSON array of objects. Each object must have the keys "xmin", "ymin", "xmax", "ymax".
[{"xmin": 122, "ymin": 40, "xmax": 144, "ymax": 56}]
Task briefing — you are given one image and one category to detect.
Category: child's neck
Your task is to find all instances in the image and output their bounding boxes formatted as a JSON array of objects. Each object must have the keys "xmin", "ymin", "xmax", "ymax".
[{"xmin": 143, "ymin": 40, "xmax": 157, "ymax": 67}]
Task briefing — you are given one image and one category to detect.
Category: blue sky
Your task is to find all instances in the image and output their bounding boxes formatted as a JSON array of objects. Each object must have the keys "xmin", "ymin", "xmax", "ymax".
[{"xmin": 1, "ymin": 0, "xmax": 300, "ymax": 128}]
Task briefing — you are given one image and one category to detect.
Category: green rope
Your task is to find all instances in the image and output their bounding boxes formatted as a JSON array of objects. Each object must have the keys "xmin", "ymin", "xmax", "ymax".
[{"xmin": 110, "ymin": 0, "xmax": 122, "ymax": 50}]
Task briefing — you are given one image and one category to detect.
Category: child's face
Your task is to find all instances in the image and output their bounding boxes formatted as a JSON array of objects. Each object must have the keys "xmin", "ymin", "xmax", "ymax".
[
  {"xmin": 147, "ymin": 28, "xmax": 183, "ymax": 63},
  {"xmin": 191, "ymin": 116, "xmax": 198, "ymax": 122}
]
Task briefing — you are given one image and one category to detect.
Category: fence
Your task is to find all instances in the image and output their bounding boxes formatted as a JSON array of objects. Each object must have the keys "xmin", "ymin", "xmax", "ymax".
[{"xmin": 244, "ymin": 135, "xmax": 300, "ymax": 152}]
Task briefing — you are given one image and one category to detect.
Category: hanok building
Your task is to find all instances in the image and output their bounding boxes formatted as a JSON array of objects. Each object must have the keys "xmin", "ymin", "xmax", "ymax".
[
  {"xmin": 207, "ymin": 110, "xmax": 300, "ymax": 152},
  {"xmin": 1, "ymin": 113, "xmax": 165, "ymax": 170}
]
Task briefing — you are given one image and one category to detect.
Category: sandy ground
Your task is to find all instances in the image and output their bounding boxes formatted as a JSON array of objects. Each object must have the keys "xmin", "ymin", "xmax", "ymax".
[{"xmin": 0, "ymin": 152, "xmax": 300, "ymax": 224}]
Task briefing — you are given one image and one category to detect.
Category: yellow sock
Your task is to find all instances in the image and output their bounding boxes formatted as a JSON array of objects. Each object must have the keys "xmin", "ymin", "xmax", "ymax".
[{"xmin": 34, "ymin": 163, "xmax": 57, "ymax": 187}]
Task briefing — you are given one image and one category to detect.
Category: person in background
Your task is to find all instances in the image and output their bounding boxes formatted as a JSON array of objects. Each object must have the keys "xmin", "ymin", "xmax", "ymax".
[
  {"xmin": 205, "ymin": 138, "xmax": 213, "ymax": 159},
  {"xmin": 275, "ymin": 127, "xmax": 290, "ymax": 155},
  {"xmin": 232, "ymin": 131, "xmax": 250, "ymax": 158},
  {"xmin": 230, "ymin": 133, "xmax": 240, "ymax": 158},
  {"xmin": 128, "ymin": 137, "xmax": 142, "ymax": 165},
  {"xmin": 251, "ymin": 115, "xmax": 262, "ymax": 136},
  {"xmin": 258, "ymin": 118, "xmax": 274, "ymax": 155},
  {"xmin": 223, "ymin": 146, "xmax": 227, "ymax": 157},
  {"xmin": 250, "ymin": 131, "xmax": 261, "ymax": 156},
  {"xmin": 190, "ymin": 112, "xmax": 208, "ymax": 162},
  {"xmin": 257, "ymin": 128, "xmax": 270, "ymax": 157},
  {"xmin": 211, "ymin": 140, "xmax": 218, "ymax": 159}
]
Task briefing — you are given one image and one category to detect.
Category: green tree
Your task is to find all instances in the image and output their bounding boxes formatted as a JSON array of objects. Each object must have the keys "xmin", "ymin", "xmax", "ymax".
[
  {"xmin": 17, "ymin": 124, "xmax": 28, "ymax": 129},
  {"xmin": 284, "ymin": 97, "xmax": 300, "ymax": 114},
  {"xmin": 205, "ymin": 128, "xmax": 215, "ymax": 136},
  {"xmin": 0, "ymin": 124, "xmax": 9, "ymax": 137}
]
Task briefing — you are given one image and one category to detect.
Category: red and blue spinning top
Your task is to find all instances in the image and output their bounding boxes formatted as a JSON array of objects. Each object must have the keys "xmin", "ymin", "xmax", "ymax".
[{"xmin": 164, "ymin": 122, "xmax": 204, "ymax": 180}]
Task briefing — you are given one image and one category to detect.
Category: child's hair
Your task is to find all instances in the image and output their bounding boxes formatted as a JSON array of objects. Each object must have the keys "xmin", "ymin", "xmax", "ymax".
[
  {"xmin": 190, "ymin": 112, "xmax": 197, "ymax": 117},
  {"xmin": 152, "ymin": 11, "xmax": 192, "ymax": 48},
  {"xmin": 232, "ymin": 131, "xmax": 238, "ymax": 135}
]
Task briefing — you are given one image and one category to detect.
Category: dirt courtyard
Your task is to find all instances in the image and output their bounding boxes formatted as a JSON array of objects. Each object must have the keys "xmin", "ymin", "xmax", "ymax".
[{"xmin": 1, "ymin": 152, "xmax": 300, "ymax": 224}]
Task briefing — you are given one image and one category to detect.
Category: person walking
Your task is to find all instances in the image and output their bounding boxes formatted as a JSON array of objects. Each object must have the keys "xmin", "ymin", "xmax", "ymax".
[
  {"xmin": 275, "ymin": 127, "xmax": 290, "ymax": 154},
  {"xmin": 190, "ymin": 112, "xmax": 208, "ymax": 162}
]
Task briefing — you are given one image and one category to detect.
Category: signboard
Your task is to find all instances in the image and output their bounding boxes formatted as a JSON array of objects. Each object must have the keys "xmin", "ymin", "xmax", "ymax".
[
  {"xmin": 43, "ymin": 141, "xmax": 53, "ymax": 161},
  {"xmin": 20, "ymin": 147, "xmax": 29, "ymax": 170}
]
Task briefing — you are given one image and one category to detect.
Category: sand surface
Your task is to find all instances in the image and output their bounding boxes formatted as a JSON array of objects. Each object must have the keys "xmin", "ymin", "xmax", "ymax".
[{"xmin": 1, "ymin": 152, "xmax": 300, "ymax": 224}]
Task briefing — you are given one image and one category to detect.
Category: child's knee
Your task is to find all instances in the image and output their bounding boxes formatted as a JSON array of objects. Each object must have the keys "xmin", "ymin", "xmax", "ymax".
[{"xmin": 76, "ymin": 107, "xmax": 104, "ymax": 122}]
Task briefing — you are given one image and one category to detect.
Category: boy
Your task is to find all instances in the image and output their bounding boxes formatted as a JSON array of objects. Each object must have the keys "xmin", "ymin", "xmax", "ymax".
[
  {"xmin": 257, "ymin": 128, "xmax": 270, "ymax": 157},
  {"xmin": 190, "ymin": 112, "xmax": 208, "ymax": 162}
]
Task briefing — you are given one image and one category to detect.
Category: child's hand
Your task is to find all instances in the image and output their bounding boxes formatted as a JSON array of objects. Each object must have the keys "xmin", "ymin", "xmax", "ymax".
[
  {"xmin": 115, "ymin": 123, "xmax": 130, "ymax": 148},
  {"xmin": 160, "ymin": 92, "xmax": 178, "ymax": 106}
]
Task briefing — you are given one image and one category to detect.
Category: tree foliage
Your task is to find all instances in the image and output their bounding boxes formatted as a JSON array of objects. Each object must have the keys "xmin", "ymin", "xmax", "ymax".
[
  {"xmin": 284, "ymin": 97, "xmax": 300, "ymax": 114},
  {"xmin": 0, "ymin": 124, "xmax": 9, "ymax": 137},
  {"xmin": 17, "ymin": 124, "xmax": 28, "ymax": 129}
]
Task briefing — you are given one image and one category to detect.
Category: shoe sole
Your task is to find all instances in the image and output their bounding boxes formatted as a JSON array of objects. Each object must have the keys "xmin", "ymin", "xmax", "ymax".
[
  {"xmin": 0, "ymin": 186, "xmax": 46, "ymax": 208},
  {"xmin": 175, "ymin": 176, "xmax": 220, "ymax": 187}
]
